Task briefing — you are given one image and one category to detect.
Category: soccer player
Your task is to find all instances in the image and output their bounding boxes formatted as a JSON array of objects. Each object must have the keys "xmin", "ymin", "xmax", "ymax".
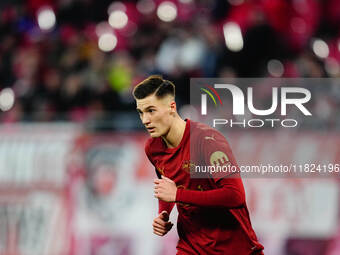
[{"xmin": 133, "ymin": 75, "xmax": 264, "ymax": 255}]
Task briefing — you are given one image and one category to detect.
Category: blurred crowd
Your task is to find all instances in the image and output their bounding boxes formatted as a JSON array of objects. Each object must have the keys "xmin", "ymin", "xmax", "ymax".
[{"xmin": 0, "ymin": 0, "xmax": 340, "ymax": 127}]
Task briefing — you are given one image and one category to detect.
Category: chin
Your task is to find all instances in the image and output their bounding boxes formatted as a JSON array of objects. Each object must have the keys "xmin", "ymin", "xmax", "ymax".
[{"xmin": 150, "ymin": 132, "xmax": 161, "ymax": 138}]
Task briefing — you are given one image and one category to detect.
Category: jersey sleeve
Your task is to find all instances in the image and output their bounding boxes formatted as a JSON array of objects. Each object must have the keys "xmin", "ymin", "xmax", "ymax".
[
  {"xmin": 176, "ymin": 176, "xmax": 245, "ymax": 208},
  {"xmin": 158, "ymin": 198, "xmax": 175, "ymax": 214},
  {"xmin": 201, "ymin": 130, "xmax": 240, "ymax": 181},
  {"xmin": 175, "ymin": 130, "xmax": 246, "ymax": 208}
]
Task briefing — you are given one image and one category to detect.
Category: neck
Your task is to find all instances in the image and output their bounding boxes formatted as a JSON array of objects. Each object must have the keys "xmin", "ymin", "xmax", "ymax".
[{"xmin": 162, "ymin": 116, "xmax": 186, "ymax": 148}]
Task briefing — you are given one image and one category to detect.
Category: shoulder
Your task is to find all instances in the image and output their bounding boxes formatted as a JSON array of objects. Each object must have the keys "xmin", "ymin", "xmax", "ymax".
[{"xmin": 190, "ymin": 120, "xmax": 226, "ymax": 142}]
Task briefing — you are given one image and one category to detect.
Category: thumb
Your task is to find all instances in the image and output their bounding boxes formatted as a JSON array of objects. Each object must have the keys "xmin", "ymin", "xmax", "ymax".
[{"xmin": 160, "ymin": 211, "xmax": 169, "ymax": 221}]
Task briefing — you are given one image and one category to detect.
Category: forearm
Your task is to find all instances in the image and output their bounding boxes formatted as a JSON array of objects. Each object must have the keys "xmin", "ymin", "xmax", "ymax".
[
  {"xmin": 158, "ymin": 199, "xmax": 175, "ymax": 214},
  {"xmin": 175, "ymin": 180, "xmax": 245, "ymax": 208}
]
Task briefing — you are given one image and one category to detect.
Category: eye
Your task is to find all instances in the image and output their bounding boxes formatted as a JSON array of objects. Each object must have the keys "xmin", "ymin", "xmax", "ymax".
[{"xmin": 148, "ymin": 109, "xmax": 155, "ymax": 113}]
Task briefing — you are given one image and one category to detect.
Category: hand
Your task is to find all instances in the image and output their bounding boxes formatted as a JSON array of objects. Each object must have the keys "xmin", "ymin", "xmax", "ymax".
[
  {"xmin": 154, "ymin": 175, "xmax": 177, "ymax": 202},
  {"xmin": 152, "ymin": 211, "xmax": 173, "ymax": 236}
]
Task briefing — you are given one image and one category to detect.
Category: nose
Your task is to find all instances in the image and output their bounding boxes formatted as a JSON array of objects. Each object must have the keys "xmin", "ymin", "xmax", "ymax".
[{"xmin": 142, "ymin": 114, "xmax": 151, "ymax": 126}]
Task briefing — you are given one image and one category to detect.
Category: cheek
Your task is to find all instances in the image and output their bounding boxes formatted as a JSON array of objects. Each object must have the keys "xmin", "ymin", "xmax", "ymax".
[
  {"xmin": 160, "ymin": 115, "xmax": 172, "ymax": 131},
  {"xmin": 153, "ymin": 110, "xmax": 167, "ymax": 123},
  {"xmin": 153, "ymin": 113, "xmax": 169, "ymax": 130}
]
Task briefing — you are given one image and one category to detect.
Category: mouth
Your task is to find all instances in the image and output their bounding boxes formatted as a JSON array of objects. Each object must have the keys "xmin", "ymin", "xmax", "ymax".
[{"xmin": 146, "ymin": 127, "xmax": 155, "ymax": 133}]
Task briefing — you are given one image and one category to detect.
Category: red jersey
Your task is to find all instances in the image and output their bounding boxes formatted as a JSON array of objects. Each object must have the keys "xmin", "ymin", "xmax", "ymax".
[{"xmin": 145, "ymin": 119, "xmax": 264, "ymax": 255}]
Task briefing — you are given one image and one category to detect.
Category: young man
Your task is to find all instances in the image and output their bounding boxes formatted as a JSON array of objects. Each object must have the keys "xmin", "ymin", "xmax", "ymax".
[{"xmin": 133, "ymin": 75, "xmax": 264, "ymax": 255}]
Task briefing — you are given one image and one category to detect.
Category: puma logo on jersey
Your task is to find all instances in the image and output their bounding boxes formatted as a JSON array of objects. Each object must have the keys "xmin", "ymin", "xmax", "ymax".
[{"xmin": 204, "ymin": 135, "xmax": 216, "ymax": 141}]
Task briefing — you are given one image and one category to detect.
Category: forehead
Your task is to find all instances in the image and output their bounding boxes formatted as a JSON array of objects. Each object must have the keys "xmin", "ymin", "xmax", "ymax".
[{"xmin": 136, "ymin": 94, "xmax": 163, "ymax": 110}]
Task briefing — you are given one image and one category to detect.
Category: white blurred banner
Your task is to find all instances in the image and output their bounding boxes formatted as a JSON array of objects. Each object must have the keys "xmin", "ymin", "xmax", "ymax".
[{"xmin": 0, "ymin": 124, "xmax": 338, "ymax": 255}]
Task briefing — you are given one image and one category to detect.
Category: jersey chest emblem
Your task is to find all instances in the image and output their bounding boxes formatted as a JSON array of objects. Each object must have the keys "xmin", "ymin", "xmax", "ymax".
[{"xmin": 181, "ymin": 160, "xmax": 196, "ymax": 173}]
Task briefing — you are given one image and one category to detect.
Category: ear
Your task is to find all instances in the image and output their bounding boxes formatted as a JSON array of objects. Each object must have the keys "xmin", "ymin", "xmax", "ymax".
[{"xmin": 170, "ymin": 101, "xmax": 176, "ymax": 113}]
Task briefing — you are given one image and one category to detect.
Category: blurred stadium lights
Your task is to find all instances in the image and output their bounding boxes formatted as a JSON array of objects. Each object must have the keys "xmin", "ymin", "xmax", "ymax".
[
  {"xmin": 157, "ymin": 1, "xmax": 177, "ymax": 22},
  {"xmin": 228, "ymin": 0, "xmax": 244, "ymax": 6},
  {"xmin": 98, "ymin": 33, "xmax": 117, "ymax": 52},
  {"xmin": 109, "ymin": 10, "xmax": 128, "ymax": 29},
  {"xmin": 223, "ymin": 22, "xmax": 244, "ymax": 52},
  {"xmin": 121, "ymin": 22, "xmax": 138, "ymax": 37},
  {"xmin": 177, "ymin": 39, "xmax": 205, "ymax": 70},
  {"xmin": 0, "ymin": 88, "xmax": 15, "ymax": 111},
  {"xmin": 96, "ymin": 21, "xmax": 112, "ymax": 37},
  {"xmin": 107, "ymin": 2, "xmax": 128, "ymax": 29},
  {"xmin": 107, "ymin": 1, "xmax": 127, "ymax": 14},
  {"xmin": 136, "ymin": 0, "xmax": 156, "ymax": 15},
  {"xmin": 312, "ymin": 38, "xmax": 329, "ymax": 59},
  {"xmin": 179, "ymin": 0, "xmax": 193, "ymax": 4},
  {"xmin": 37, "ymin": 6, "xmax": 56, "ymax": 31},
  {"xmin": 267, "ymin": 59, "xmax": 284, "ymax": 77},
  {"xmin": 338, "ymin": 40, "xmax": 340, "ymax": 52}
]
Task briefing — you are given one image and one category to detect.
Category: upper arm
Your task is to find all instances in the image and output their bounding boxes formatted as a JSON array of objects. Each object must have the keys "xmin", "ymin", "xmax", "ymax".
[{"xmin": 200, "ymin": 132, "xmax": 240, "ymax": 182}]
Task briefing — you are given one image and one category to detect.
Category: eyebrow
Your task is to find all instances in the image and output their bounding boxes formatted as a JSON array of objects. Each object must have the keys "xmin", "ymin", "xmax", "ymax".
[{"xmin": 136, "ymin": 105, "xmax": 156, "ymax": 112}]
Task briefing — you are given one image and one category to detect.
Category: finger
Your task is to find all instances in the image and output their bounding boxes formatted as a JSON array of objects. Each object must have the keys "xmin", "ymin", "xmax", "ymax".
[
  {"xmin": 154, "ymin": 182, "xmax": 165, "ymax": 188},
  {"xmin": 154, "ymin": 179, "xmax": 162, "ymax": 184},
  {"xmin": 153, "ymin": 229, "xmax": 165, "ymax": 236},
  {"xmin": 153, "ymin": 220, "xmax": 167, "ymax": 228},
  {"xmin": 153, "ymin": 220, "xmax": 166, "ymax": 228},
  {"xmin": 154, "ymin": 189, "xmax": 163, "ymax": 196},
  {"xmin": 156, "ymin": 183, "xmax": 167, "ymax": 190},
  {"xmin": 154, "ymin": 218, "xmax": 167, "ymax": 227},
  {"xmin": 153, "ymin": 223, "xmax": 167, "ymax": 234},
  {"xmin": 153, "ymin": 221, "xmax": 166, "ymax": 229},
  {"xmin": 153, "ymin": 228, "xmax": 164, "ymax": 235},
  {"xmin": 153, "ymin": 223, "xmax": 166, "ymax": 232},
  {"xmin": 153, "ymin": 225, "xmax": 166, "ymax": 232},
  {"xmin": 154, "ymin": 189, "xmax": 162, "ymax": 194},
  {"xmin": 155, "ymin": 189, "xmax": 164, "ymax": 195}
]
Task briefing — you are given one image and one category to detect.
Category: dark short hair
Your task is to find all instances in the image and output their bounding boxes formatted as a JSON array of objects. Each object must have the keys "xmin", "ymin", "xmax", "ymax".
[{"xmin": 133, "ymin": 75, "xmax": 175, "ymax": 99}]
